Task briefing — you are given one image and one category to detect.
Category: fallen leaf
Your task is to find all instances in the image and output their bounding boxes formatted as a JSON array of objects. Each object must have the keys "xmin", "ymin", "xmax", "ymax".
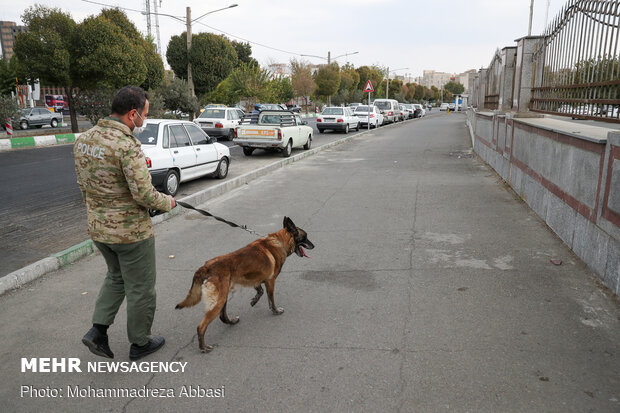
[
  {"xmin": 169, "ymin": 255, "xmax": 175, "ymax": 259},
  {"xmin": 81, "ymin": 292, "xmax": 88, "ymax": 295},
  {"xmin": 550, "ymin": 259, "xmax": 562, "ymax": 265}
]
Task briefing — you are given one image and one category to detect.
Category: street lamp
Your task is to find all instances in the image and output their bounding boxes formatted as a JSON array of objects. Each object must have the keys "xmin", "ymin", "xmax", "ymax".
[
  {"xmin": 299, "ymin": 51, "xmax": 359, "ymax": 106},
  {"xmin": 187, "ymin": 4, "xmax": 238, "ymax": 98},
  {"xmin": 386, "ymin": 67, "xmax": 408, "ymax": 99}
]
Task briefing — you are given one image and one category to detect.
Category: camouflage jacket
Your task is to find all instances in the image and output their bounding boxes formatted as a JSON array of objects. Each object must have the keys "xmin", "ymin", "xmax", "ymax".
[{"xmin": 74, "ymin": 117, "xmax": 172, "ymax": 244}]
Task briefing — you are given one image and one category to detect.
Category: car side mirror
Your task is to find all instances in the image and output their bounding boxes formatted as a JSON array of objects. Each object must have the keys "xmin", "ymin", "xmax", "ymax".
[{"xmin": 207, "ymin": 136, "xmax": 217, "ymax": 144}]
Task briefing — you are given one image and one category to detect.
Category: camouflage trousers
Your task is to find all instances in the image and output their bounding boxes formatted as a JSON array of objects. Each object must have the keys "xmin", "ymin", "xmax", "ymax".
[{"xmin": 92, "ymin": 237, "xmax": 156, "ymax": 346}]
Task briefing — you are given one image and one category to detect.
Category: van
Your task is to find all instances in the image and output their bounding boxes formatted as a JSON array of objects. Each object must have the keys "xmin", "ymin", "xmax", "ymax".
[{"xmin": 373, "ymin": 99, "xmax": 400, "ymax": 124}]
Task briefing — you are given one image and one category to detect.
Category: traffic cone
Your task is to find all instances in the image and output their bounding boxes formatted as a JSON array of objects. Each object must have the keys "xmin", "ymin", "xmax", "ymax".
[{"xmin": 5, "ymin": 118, "xmax": 12, "ymax": 136}]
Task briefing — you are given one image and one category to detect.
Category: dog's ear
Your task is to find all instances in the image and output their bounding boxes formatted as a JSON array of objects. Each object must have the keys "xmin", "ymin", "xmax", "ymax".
[{"xmin": 283, "ymin": 216, "xmax": 298, "ymax": 235}]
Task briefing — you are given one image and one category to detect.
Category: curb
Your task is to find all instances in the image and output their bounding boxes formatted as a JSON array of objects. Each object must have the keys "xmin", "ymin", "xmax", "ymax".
[
  {"xmin": 0, "ymin": 133, "xmax": 80, "ymax": 151},
  {"xmin": 0, "ymin": 119, "xmax": 410, "ymax": 296}
]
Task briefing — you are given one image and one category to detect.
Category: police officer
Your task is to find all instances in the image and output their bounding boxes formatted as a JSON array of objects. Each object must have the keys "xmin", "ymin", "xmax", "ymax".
[{"xmin": 75, "ymin": 86, "xmax": 175, "ymax": 360}]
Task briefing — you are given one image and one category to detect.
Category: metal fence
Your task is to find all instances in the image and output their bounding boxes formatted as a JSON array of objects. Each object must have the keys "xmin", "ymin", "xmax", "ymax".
[
  {"xmin": 531, "ymin": 0, "xmax": 620, "ymax": 123},
  {"xmin": 484, "ymin": 50, "xmax": 502, "ymax": 109}
]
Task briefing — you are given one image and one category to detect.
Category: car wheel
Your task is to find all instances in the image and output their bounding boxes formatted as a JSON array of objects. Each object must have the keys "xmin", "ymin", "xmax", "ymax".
[
  {"xmin": 318, "ymin": 128, "xmax": 324, "ymax": 134},
  {"xmin": 243, "ymin": 147, "xmax": 254, "ymax": 156},
  {"xmin": 227, "ymin": 129, "xmax": 234, "ymax": 141},
  {"xmin": 282, "ymin": 140, "xmax": 292, "ymax": 157},
  {"xmin": 214, "ymin": 157, "xmax": 229, "ymax": 179},
  {"xmin": 344, "ymin": 124, "xmax": 349, "ymax": 134},
  {"xmin": 51, "ymin": 119, "xmax": 58, "ymax": 128},
  {"xmin": 20, "ymin": 120, "xmax": 28, "ymax": 130},
  {"xmin": 163, "ymin": 170, "xmax": 179, "ymax": 197},
  {"xmin": 304, "ymin": 135, "xmax": 312, "ymax": 150},
  {"xmin": 356, "ymin": 122, "xmax": 360, "ymax": 131}
]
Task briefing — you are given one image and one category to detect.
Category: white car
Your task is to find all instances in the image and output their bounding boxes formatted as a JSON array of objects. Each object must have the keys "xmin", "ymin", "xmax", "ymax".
[
  {"xmin": 194, "ymin": 107, "xmax": 244, "ymax": 141},
  {"xmin": 317, "ymin": 107, "xmax": 360, "ymax": 133},
  {"xmin": 439, "ymin": 103, "xmax": 450, "ymax": 111},
  {"xmin": 354, "ymin": 105, "xmax": 384, "ymax": 128},
  {"xmin": 413, "ymin": 104, "xmax": 426, "ymax": 117},
  {"xmin": 137, "ymin": 119, "xmax": 231, "ymax": 197}
]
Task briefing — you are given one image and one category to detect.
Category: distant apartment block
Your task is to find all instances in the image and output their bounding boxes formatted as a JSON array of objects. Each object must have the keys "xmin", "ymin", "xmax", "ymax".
[
  {"xmin": 415, "ymin": 69, "xmax": 477, "ymax": 93},
  {"xmin": 0, "ymin": 21, "xmax": 26, "ymax": 61}
]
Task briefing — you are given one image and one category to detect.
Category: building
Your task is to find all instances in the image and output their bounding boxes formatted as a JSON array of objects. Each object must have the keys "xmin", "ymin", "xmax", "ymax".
[
  {"xmin": 414, "ymin": 69, "xmax": 477, "ymax": 93},
  {"xmin": 0, "ymin": 21, "xmax": 27, "ymax": 61},
  {"xmin": 415, "ymin": 70, "xmax": 456, "ymax": 89}
]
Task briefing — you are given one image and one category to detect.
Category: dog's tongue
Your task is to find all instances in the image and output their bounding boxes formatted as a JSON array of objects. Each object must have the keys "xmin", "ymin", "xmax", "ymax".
[{"xmin": 299, "ymin": 246, "xmax": 310, "ymax": 258}]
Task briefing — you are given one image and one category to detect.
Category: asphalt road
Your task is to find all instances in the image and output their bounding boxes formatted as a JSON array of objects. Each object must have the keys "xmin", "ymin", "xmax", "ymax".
[
  {"xmin": 0, "ymin": 114, "xmax": 433, "ymax": 277},
  {"xmin": 1, "ymin": 112, "xmax": 618, "ymax": 412}
]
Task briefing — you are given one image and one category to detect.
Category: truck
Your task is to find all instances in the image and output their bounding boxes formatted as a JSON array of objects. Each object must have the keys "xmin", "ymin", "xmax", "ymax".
[{"xmin": 233, "ymin": 110, "xmax": 313, "ymax": 157}]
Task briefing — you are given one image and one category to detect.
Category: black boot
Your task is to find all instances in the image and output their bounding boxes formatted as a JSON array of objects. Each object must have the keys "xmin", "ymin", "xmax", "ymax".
[
  {"xmin": 82, "ymin": 326, "xmax": 114, "ymax": 359},
  {"xmin": 129, "ymin": 336, "xmax": 165, "ymax": 360}
]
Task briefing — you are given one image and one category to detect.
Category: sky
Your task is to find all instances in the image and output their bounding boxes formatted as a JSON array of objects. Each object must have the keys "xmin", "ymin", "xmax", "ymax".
[{"xmin": 0, "ymin": 0, "xmax": 566, "ymax": 79}]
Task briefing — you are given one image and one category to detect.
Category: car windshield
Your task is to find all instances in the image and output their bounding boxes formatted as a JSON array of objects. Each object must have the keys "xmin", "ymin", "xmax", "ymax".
[
  {"xmin": 199, "ymin": 109, "xmax": 226, "ymax": 119},
  {"xmin": 355, "ymin": 106, "xmax": 371, "ymax": 112},
  {"xmin": 374, "ymin": 102, "xmax": 390, "ymax": 110},
  {"xmin": 323, "ymin": 108, "xmax": 344, "ymax": 115},
  {"xmin": 135, "ymin": 123, "xmax": 159, "ymax": 145}
]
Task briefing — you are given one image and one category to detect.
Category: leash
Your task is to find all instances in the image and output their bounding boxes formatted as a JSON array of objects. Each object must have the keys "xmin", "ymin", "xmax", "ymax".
[{"xmin": 176, "ymin": 201, "xmax": 265, "ymax": 238}]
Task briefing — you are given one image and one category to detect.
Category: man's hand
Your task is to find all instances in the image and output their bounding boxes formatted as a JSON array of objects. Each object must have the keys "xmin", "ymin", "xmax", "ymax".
[{"xmin": 170, "ymin": 196, "xmax": 176, "ymax": 209}]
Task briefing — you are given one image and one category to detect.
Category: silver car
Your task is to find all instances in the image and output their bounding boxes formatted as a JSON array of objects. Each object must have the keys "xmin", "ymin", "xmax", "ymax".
[{"xmin": 17, "ymin": 107, "xmax": 63, "ymax": 130}]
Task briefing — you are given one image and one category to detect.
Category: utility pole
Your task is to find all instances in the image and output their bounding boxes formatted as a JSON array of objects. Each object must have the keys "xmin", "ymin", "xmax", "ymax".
[
  {"xmin": 386, "ymin": 67, "xmax": 389, "ymax": 99},
  {"xmin": 327, "ymin": 51, "xmax": 331, "ymax": 106},
  {"xmin": 528, "ymin": 0, "xmax": 534, "ymax": 36},
  {"xmin": 186, "ymin": 7, "xmax": 194, "ymax": 98}
]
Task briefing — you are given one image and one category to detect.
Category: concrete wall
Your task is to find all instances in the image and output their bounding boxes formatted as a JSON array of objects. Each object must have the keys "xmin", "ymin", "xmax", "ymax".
[{"xmin": 467, "ymin": 109, "xmax": 620, "ymax": 296}]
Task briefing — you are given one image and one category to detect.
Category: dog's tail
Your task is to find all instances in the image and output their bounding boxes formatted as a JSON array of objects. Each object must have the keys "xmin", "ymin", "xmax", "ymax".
[{"xmin": 175, "ymin": 276, "xmax": 203, "ymax": 309}]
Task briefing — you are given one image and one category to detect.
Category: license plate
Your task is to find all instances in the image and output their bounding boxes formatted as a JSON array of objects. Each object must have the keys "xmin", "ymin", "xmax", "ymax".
[{"xmin": 324, "ymin": 117, "xmax": 334, "ymax": 121}]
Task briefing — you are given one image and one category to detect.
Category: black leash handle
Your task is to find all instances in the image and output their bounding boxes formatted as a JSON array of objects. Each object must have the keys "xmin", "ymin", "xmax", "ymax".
[{"xmin": 176, "ymin": 201, "xmax": 264, "ymax": 237}]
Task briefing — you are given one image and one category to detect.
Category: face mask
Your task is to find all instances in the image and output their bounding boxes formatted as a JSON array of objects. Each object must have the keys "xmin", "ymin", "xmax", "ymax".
[{"xmin": 132, "ymin": 111, "xmax": 146, "ymax": 135}]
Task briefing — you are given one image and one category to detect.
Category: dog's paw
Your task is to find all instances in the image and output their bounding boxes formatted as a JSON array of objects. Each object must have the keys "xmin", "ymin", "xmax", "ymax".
[
  {"xmin": 229, "ymin": 316, "xmax": 240, "ymax": 325},
  {"xmin": 250, "ymin": 298, "xmax": 259, "ymax": 307},
  {"xmin": 271, "ymin": 307, "xmax": 284, "ymax": 315},
  {"xmin": 200, "ymin": 345, "xmax": 214, "ymax": 353}
]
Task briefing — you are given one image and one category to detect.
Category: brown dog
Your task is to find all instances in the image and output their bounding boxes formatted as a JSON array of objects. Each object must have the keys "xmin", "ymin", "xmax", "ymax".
[{"xmin": 175, "ymin": 217, "xmax": 314, "ymax": 353}]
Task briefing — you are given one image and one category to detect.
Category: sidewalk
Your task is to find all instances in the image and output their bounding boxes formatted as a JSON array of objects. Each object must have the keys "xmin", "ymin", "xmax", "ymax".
[{"xmin": 1, "ymin": 113, "xmax": 618, "ymax": 412}]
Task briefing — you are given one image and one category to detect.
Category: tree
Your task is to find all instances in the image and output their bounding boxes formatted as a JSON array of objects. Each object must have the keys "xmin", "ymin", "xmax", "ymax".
[
  {"xmin": 356, "ymin": 65, "xmax": 383, "ymax": 94},
  {"xmin": 269, "ymin": 76, "xmax": 294, "ymax": 103},
  {"xmin": 444, "ymin": 81, "xmax": 464, "ymax": 95},
  {"xmin": 228, "ymin": 63, "xmax": 272, "ymax": 107},
  {"xmin": 159, "ymin": 78, "xmax": 200, "ymax": 118},
  {"xmin": 14, "ymin": 6, "xmax": 164, "ymax": 132},
  {"xmin": 290, "ymin": 59, "xmax": 315, "ymax": 113},
  {"xmin": 73, "ymin": 88, "xmax": 114, "ymax": 125},
  {"xmin": 205, "ymin": 77, "xmax": 239, "ymax": 107},
  {"xmin": 232, "ymin": 41, "xmax": 258, "ymax": 68},
  {"xmin": 0, "ymin": 59, "xmax": 18, "ymax": 95},
  {"xmin": 314, "ymin": 63, "xmax": 340, "ymax": 104},
  {"xmin": 166, "ymin": 32, "xmax": 238, "ymax": 97},
  {"xmin": 339, "ymin": 64, "xmax": 360, "ymax": 102},
  {"xmin": 0, "ymin": 95, "xmax": 20, "ymax": 128},
  {"xmin": 14, "ymin": 6, "xmax": 78, "ymax": 131}
]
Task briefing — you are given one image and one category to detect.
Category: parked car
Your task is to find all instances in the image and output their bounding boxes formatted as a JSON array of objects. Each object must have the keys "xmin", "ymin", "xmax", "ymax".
[
  {"xmin": 398, "ymin": 104, "xmax": 408, "ymax": 121},
  {"xmin": 136, "ymin": 119, "xmax": 231, "ymax": 197},
  {"xmin": 194, "ymin": 107, "xmax": 244, "ymax": 141},
  {"xmin": 348, "ymin": 103, "xmax": 363, "ymax": 111},
  {"xmin": 234, "ymin": 110, "xmax": 313, "ymax": 157},
  {"xmin": 354, "ymin": 105, "xmax": 384, "ymax": 128},
  {"xmin": 402, "ymin": 104, "xmax": 415, "ymax": 119},
  {"xmin": 439, "ymin": 103, "xmax": 450, "ymax": 111},
  {"xmin": 413, "ymin": 104, "xmax": 426, "ymax": 117},
  {"xmin": 16, "ymin": 107, "xmax": 63, "ymax": 130},
  {"xmin": 317, "ymin": 107, "xmax": 360, "ymax": 133},
  {"xmin": 448, "ymin": 103, "xmax": 456, "ymax": 111},
  {"xmin": 373, "ymin": 99, "xmax": 401, "ymax": 123},
  {"xmin": 286, "ymin": 104, "xmax": 302, "ymax": 113},
  {"xmin": 259, "ymin": 103, "xmax": 288, "ymax": 111}
]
